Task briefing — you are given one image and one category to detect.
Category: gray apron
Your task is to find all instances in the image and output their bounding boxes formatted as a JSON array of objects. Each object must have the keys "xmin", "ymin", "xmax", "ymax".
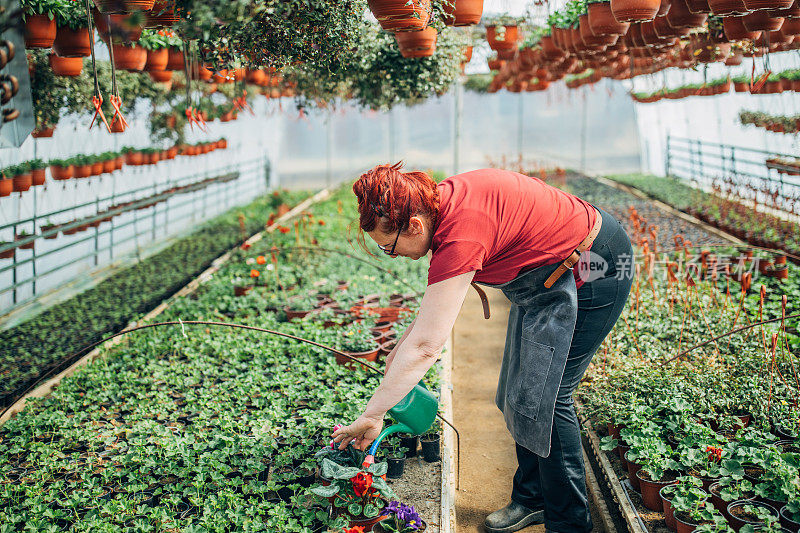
[{"xmin": 477, "ymin": 261, "xmax": 578, "ymax": 458}]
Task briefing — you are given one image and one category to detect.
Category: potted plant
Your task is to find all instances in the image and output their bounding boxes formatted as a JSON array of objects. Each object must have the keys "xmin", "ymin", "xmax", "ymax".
[
  {"xmin": 633, "ymin": 437, "xmax": 680, "ymax": 511},
  {"xmin": 661, "ymin": 476, "xmax": 708, "ymax": 531},
  {"xmin": 709, "ymin": 478, "xmax": 755, "ymax": 520},
  {"xmin": 50, "ymin": 158, "xmax": 74, "ymax": 180},
  {"xmin": 15, "ymin": 230, "xmax": 36, "ymax": 250},
  {"xmin": 8, "ymin": 163, "xmax": 33, "ymax": 192},
  {"xmin": 780, "ymin": 500, "xmax": 800, "ymax": 532},
  {"xmin": 381, "ymin": 437, "xmax": 408, "ymax": 479},
  {"xmin": 110, "ymin": 42, "xmax": 147, "ymax": 71},
  {"xmin": 310, "ymin": 457, "xmax": 395, "ymax": 531},
  {"xmin": 232, "ymin": 276, "xmax": 254, "ymax": 297},
  {"xmin": 21, "ymin": 0, "xmax": 59, "ymax": 49},
  {"xmin": 375, "ymin": 501, "xmax": 427, "ymax": 532},
  {"xmin": 0, "ymin": 241, "xmax": 15, "ymax": 259},
  {"xmin": 420, "ymin": 419, "xmax": 441, "ymax": 463},
  {"xmin": 40, "ymin": 219, "xmax": 60, "ymax": 239},
  {"xmin": 53, "ymin": 0, "xmax": 91, "ymax": 57},
  {"xmin": 285, "ymin": 294, "xmax": 319, "ymax": 319},
  {"xmin": 367, "ymin": 0, "xmax": 431, "ymax": 32},
  {"xmin": 71, "ymin": 155, "xmax": 93, "ymax": 178},
  {"xmin": 0, "ymin": 173, "xmax": 11, "ymax": 196},
  {"xmin": 336, "ymin": 325, "xmax": 381, "ymax": 366},
  {"xmin": 49, "ymin": 52, "xmax": 83, "ymax": 76},
  {"xmin": 29, "ymin": 159, "xmax": 47, "ymax": 186},
  {"xmin": 139, "ymin": 28, "xmax": 170, "ymax": 71},
  {"xmin": 727, "ymin": 501, "xmax": 781, "ymax": 531}
]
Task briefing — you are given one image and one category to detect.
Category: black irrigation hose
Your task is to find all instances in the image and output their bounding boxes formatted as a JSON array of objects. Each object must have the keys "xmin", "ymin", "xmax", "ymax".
[
  {"xmin": 1, "ymin": 320, "xmax": 461, "ymax": 488},
  {"xmin": 267, "ymin": 245, "xmax": 423, "ymax": 298},
  {"xmin": 660, "ymin": 312, "xmax": 800, "ymax": 366}
]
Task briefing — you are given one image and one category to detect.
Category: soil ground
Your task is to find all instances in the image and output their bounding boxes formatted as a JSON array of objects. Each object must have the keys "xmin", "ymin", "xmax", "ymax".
[
  {"xmin": 388, "ymin": 455, "xmax": 442, "ymax": 532},
  {"xmin": 453, "ymin": 287, "xmax": 605, "ymax": 532}
]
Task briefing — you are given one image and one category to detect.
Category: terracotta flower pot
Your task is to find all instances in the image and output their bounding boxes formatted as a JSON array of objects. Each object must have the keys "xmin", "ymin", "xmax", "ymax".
[
  {"xmin": 93, "ymin": 0, "xmax": 156, "ymax": 13},
  {"xmin": 660, "ymin": 487, "xmax": 678, "ymax": 530},
  {"xmin": 667, "ymin": 0, "xmax": 709, "ymax": 27},
  {"xmin": 708, "ymin": 0, "xmax": 749, "ymax": 14},
  {"xmin": 0, "ymin": 178, "xmax": 12, "ymax": 197},
  {"xmin": 442, "ymin": 0, "xmax": 483, "ymax": 25},
  {"xmin": 149, "ymin": 69, "xmax": 173, "ymax": 82},
  {"xmin": 94, "ymin": 10, "xmax": 144, "ymax": 43},
  {"xmin": 367, "ymin": 0, "xmax": 431, "ymax": 32},
  {"xmin": 625, "ymin": 452, "xmax": 643, "ymax": 491},
  {"xmin": 637, "ymin": 471, "xmax": 677, "ymax": 511},
  {"xmin": 611, "ymin": 0, "xmax": 661, "ymax": 22},
  {"xmin": 744, "ymin": 0, "xmax": 793, "ymax": 8},
  {"xmin": 102, "ymin": 159, "xmax": 116, "ymax": 173},
  {"xmin": 31, "ymin": 126, "xmax": 55, "ymax": 138},
  {"xmin": 396, "ymin": 26, "xmax": 437, "ymax": 58},
  {"xmin": 727, "ymin": 500, "xmax": 779, "ymax": 531},
  {"xmin": 723, "ymin": 16, "xmax": 763, "ymax": 39},
  {"xmin": 166, "ymin": 47, "xmax": 184, "ymax": 70},
  {"xmin": 335, "ymin": 346, "xmax": 380, "ymax": 368},
  {"xmin": 0, "ymin": 244, "xmax": 14, "ymax": 259},
  {"xmin": 111, "ymin": 43, "xmax": 147, "ymax": 71},
  {"xmin": 486, "ymin": 25, "xmax": 520, "ymax": 50},
  {"xmin": 15, "ymin": 234, "xmax": 35, "ymax": 250},
  {"xmin": 675, "ymin": 512, "xmax": 706, "ymax": 533},
  {"xmin": 743, "ymin": 10, "xmax": 785, "ymax": 31},
  {"xmin": 49, "ymin": 53, "xmax": 83, "ymax": 76},
  {"xmin": 53, "ymin": 26, "xmax": 91, "ymax": 57},
  {"xmin": 12, "ymin": 173, "xmax": 32, "ymax": 192},
  {"xmin": 24, "ymin": 14, "xmax": 57, "ymax": 49},
  {"xmin": 91, "ymin": 162, "xmax": 104, "ymax": 175},
  {"xmin": 51, "ymin": 164, "xmax": 74, "ymax": 180},
  {"xmin": 74, "ymin": 164, "xmax": 91, "ymax": 179},
  {"xmin": 31, "ymin": 168, "xmax": 46, "ymax": 186},
  {"xmin": 144, "ymin": 47, "xmax": 168, "ymax": 71}
]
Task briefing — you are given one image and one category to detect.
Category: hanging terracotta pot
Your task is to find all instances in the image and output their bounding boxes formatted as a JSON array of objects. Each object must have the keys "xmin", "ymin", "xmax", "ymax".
[
  {"xmin": 589, "ymin": 2, "xmax": 632, "ymax": 34},
  {"xmin": 246, "ymin": 69, "xmax": 266, "ymax": 85},
  {"xmin": 145, "ymin": 0, "xmax": 179, "ymax": 28},
  {"xmin": 708, "ymin": 0, "xmax": 748, "ymax": 15},
  {"xmin": 53, "ymin": 26, "xmax": 91, "ymax": 57},
  {"xmin": 31, "ymin": 168, "xmax": 46, "ymax": 186},
  {"xmin": 580, "ymin": 14, "xmax": 618, "ymax": 45},
  {"xmin": 463, "ymin": 45, "xmax": 474, "ymax": 63},
  {"xmin": 653, "ymin": 14, "xmax": 674, "ymax": 36},
  {"xmin": 771, "ymin": 0, "xmax": 800, "ymax": 16},
  {"xmin": 667, "ymin": 0, "xmax": 708, "ymax": 27},
  {"xmin": 0, "ymin": 178, "xmax": 11, "ymax": 197},
  {"xmin": 742, "ymin": 10, "xmax": 784, "ymax": 30},
  {"xmin": 769, "ymin": 28, "xmax": 793, "ymax": 42},
  {"xmin": 723, "ymin": 16, "xmax": 763, "ymax": 38},
  {"xmin": 24, "ymin": 14, "xmax": 57, "ymax": 48},
  {"xmin": 486, "ymin": 25, "xmax": 520, "ymax": 50},
  {"xmin": 190, "ymin": 64, "xmax": 212, "ymax": 80},
  {"xmin": 12, "ymin": 172, "xmax": 32, "ymax": 192},
  {"xmin": 212, "ymin": 69, "xmax": 230, "ymax": 83},
  {"xmin": 93, "ymin": 0, "xmax": 156, "ymax": 14},
  {"xmin": 149, "ymin": 69, "xmax": 172, "ymax": 82},
  {"xmin": 49, "ymin": 53, "xmax": 83, "ymax": 76},
  {"xmin": 782, "ymin": 17, "xmax": 800, "ymax": 33},
  {"xmin": 611, "ymin": 0, "xmax": 661, "ymax": 22},
  {"xmin": 686, "ymin": 0, "xmax": 713, "ymax": 12},
  {"xmin": 443, "ymin": 0, "xmax": 483, "ymax": 26},
  {"xmin": 109, "ymin": 115, "xmax": 127, "ymax": 132},
  {"xmin": 94, "ymin": 10, "xmax": 144, "ymax": 43},
  {"xmin": 50, "ymin": 164, "xmax": 74, "ymax": 180},
  {"xmin": 744, "ymin": 0, "xmax": 792, "ymax": 9},
  {"xmin": 640, "ymin": 20, "xmax": 664, "ymax": 44},
  {"xmin": 166, "ymin": 47, "xmax": 184, "ymax": 70},
  {"xmin": 111, "ymin": 43, "xmax": 147, "ymax": 71},
  {"xmin": 540, "ymin": 35, "xmax": 565, "ymax": 59},
  {"xmin": 31, "ymin": 126, "xmax": 55, "ymax": 138},
  {"xmin": 367, "ymin": 0, "xmax": 431, "ymax": 32},
  {"xmin": 144, "ymin": 47, "xmax": 168, "ymax": 71}
]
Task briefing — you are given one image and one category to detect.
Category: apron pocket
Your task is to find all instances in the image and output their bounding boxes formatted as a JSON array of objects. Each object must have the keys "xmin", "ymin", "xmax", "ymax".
[{"xmin": 506, "ymin": 332, "xmax": 555, "ymax": 421}]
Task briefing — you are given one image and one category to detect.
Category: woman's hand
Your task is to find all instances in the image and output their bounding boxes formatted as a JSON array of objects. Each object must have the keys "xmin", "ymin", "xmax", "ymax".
[{"xmin": 332, "ymin": 415, "xmax": 384, "ymax": 451}]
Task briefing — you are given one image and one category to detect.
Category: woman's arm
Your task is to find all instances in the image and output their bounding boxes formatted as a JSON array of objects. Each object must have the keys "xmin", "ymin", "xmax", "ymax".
[
  {"xmin": 332, "ymin": 270, "xmax": 476, "ymax": 450},
  {"xmin": 383, "ymin": 317, "xmax": 416, "ymax": 371}
]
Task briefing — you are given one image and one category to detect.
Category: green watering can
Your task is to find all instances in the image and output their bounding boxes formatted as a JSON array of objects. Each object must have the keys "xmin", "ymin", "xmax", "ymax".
[{"xmin": 362, "ymin": 381, "xmax": 438, "ymax": 467}]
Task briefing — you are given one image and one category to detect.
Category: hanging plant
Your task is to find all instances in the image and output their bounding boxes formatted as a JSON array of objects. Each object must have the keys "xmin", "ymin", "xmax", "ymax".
[
  {"xmin": 53, "ymin": 0, "xmax": 92, "ymax": 57},
  {"xmin": 49, "ymin": 53, "xmax": 83, "ymax": 76},
  {"xmin": 20, "ymin": 0, "xmax": 59, "ymax": 49},
  {"xmin": 139, "ymin": 29, "xmax": 171, "ymax": 71}
]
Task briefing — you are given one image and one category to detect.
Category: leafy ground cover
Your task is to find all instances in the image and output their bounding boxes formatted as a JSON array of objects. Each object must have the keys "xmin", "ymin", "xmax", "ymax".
[
  {"xmin": 575, "ymin": 175, "xmax": 800, "ymax": 532},
  {"xmin": 0, "ymin": 184, "xmax": 442, "ymax": 532},
  {"xmin": 0, "ymin": 190, "xmax": 308, "ymax": 410}
]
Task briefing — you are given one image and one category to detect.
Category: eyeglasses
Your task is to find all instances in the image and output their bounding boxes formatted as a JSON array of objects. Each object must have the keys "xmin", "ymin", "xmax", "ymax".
[{"xmin": 377, "ymin": 227, "xmax": 402, "ymax": 256}]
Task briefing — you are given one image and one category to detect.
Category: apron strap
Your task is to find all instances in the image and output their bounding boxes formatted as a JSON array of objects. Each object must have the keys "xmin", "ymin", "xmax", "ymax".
[{"xmin": 471, "ymin": 282, "xmax": 490, "ymax": 319}]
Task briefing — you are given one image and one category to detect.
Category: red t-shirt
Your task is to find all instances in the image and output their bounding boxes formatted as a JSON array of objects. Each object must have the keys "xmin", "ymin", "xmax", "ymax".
[{"xmin": 427, "ymin": 169, "xmax": 597, "ymax": 289}]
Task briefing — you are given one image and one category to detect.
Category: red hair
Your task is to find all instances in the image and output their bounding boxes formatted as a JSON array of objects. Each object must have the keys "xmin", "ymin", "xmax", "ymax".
[
  {"xmin": 352, "ymin": 162, "xmax": 439, "ymax": 255},
  {"xmin": 353, "ymin": 162, "xmax": 439, "ymax": 233}
]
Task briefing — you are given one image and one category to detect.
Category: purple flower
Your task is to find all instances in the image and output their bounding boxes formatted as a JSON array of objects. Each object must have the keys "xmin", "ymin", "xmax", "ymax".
[{"xmin": 383, "ymin": 501, "xmax": 423, "ymax": 530}]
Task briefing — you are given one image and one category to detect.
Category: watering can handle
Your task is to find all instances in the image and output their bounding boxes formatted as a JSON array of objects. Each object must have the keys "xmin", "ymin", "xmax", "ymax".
[{"xmin": 363, "ymin": 423, "xmax": 412, "ymax": 468}]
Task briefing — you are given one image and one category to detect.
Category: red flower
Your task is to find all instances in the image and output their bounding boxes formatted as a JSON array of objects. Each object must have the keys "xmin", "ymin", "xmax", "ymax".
[
  {"xmin": 318, "ymin": 220, "xmax": 326, "ymax": 226},
  {"xmin": 279, "ymin": 226, "xmax": 290, "ymax": 234},
  {"xmin": 343, "ymin": 527, "xmax": 364, "ymax": 533},
  {"xmin": 250, "ymin": 269, "xmax": 260, "ymax": 278},
  {"xmin": 256, "ymin": 255, "xmax": 266, "ymax": 265},
  {"xmin": 706, "ymin": 446, "xmax": 722, "ymax": 462},
  {"xmin": 350, "ymin": 472, "xmax": 373, "ymax": 497},
  {"xmin": 241, "ymin": 243, "xmax": 252, "ymax": 250}
]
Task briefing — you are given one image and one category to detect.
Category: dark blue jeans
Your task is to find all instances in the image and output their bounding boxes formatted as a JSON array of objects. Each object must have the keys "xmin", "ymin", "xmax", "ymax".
[{"xmin": 509, "ymin": 206, "xmax": 634, "ymax": 532}]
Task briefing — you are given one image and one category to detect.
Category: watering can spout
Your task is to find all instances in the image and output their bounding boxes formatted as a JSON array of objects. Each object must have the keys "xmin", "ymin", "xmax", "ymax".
[{"xmin": 363, "ymin": 381, "xmax": 438, "ymax": 467}]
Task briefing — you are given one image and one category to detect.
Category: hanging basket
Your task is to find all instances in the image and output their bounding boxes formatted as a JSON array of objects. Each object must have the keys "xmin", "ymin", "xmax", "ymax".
[
  {"xmin": 24, "ymin": 14, "xmax": 57, "ymax": 49},
  {"xmin": 12, "ymin": 172, "xmax": 32, "ymax": 192},
  {"xmin": 0, "ymin": 178, "xmax": 11, "ymax": 197},
  {"xmin": 50, "ymin": 164, "xmax": 74, "ymax": 180},
  {"xmin": 144, "ymin": 48, "xmax": 168, "ymax": 71},
  {"xmin": 442, "ymin": 0, "xmax": 483, "ymax": 26},
  {"xmin": 31, "ymin": 168, "xmax": 46, "ymax": 186},
  {"xmin": 93, "ymin": 0, "xmax": 156, "ymax": 14},
  {"xmin": 368, "ymin": 0, "xmax": 432, "ymax": 32},
  {"xmin": 686, "ymin": 0, "xmax": 713, "ymax": 13},
  {"xmin": 708, "ymin": 0, "xmax": 748, "ymax": 15},
  {"xmin": 94, "ymin": 10, "xmax": 144, "ymax": 43},
  {"xmin": 610, "ymin": 0, "xmax": 661, "ymax": 22},
  {"xmin": 666, "ymin": 0, "xmax": 708, "ymax": 28},
  {"xmin": 742, "ymin": 10, "xmax": 784, "ymax": 31},
  {"xmin": 49, "ymin": 53, "xmax": 83, "ymax": 76},
  {"xmin": 722, "ymin": 16, "xmax": 762, "ymax": 39},
  {"xmin": 111, "ymin": 43, "xmax": 147, "ymax": 71},
  {"xmin": 31, "ymin": 126, "xmax": 55, "ymax": 138},
  {"xmin": 53, "ymin": 26, "xmax": 92, "ymax": 57},
  {"xmin": 486, "ymin": 25, "xmax": 520, "ymax": 50},
  {"xmin": 395, "ymin": 26, "xmax": 437, "ymax": 58},
  {"xmin": 145, "ymin": 0, "xmax": 179, "ymax": 27},
  {"xmin": 743, "ymin": 0, "xmax": 793, "ymax": 9}
]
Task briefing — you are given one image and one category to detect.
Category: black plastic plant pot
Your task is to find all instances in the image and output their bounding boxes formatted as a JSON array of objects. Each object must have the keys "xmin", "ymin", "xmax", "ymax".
[
  {"xmin": 387, "ymin": 457, "xmax": 405, "ymax": 479},
  {"xmin": 727, "ymin": 500, "xmax": 779, "ymax": 531},
  {"xmin": 400, "ymin": 434, "xmax": 419, "ymax": 458},
  {"xmin": 780, "ymin": 504, "xmax": 800, "ymax": 532},
  {"xmin": 421, "ymin": 435, "xmax": 441, "ymax": 463}
]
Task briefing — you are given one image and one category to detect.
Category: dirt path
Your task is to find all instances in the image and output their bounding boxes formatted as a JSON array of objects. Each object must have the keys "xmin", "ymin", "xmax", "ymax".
[{"xmin": 453, "ymin": 287, "xmax": 604, "ymax": 533}]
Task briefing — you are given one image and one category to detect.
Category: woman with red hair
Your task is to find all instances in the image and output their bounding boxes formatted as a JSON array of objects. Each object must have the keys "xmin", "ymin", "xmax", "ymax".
[{"xmin": 333, "ymin": 163, "xmax": 633, "ymax": 533}]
